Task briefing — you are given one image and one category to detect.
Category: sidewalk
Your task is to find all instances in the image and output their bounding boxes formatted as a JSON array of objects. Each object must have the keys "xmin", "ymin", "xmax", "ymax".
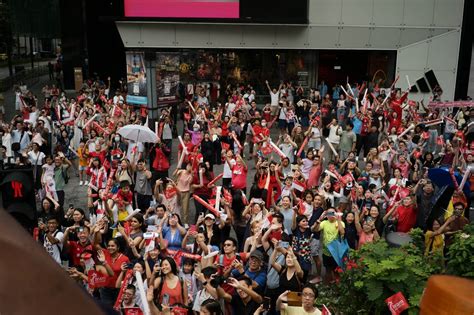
[{"xmin": 2, "ymin": 74, "xmax": 54, "ymax": 121}]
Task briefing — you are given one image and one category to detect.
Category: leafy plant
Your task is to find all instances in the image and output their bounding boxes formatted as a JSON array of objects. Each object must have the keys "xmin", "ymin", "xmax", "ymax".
[
  {"xmin": 317, "ymin": 241, "xmax": 441, "ymax": 314},
  {"xmin": 445, "ymin": 223, "xmax": 474, "ymax": 278},
  {"xmin": 317, "ymin": 224, "xmax": 474, "ymax": 314}
]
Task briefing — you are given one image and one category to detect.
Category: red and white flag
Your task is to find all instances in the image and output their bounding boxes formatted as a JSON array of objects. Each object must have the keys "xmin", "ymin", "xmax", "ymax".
[{"xmin": 385, "ymin": 292, "xmax": 409, "ymax": 315}]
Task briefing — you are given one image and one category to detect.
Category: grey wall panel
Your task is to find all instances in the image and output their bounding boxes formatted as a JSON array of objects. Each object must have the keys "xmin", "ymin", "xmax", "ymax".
[
  {"xmin": 307, "ymin": 26, "xmax": 340, "ymax": 49},
  {"xmin": 372, "ymin": 0, "xmax": 404, "ymax": 26},
  {"xmin": 309, "ymin": 0, "xmax": 342, "ymax": 25},
  {"xmin": 433, "ymin": 0, "xmax": 464, "ymax": 27},
  {"xmin": 396, "ymin": 30, "xmax": 462, "ymax": 101},
  {"xmin": 242, "ymin": 26, "xmax": 276, "ymax": 48},
  {"xmin": 398, "ymin": 29, "xmax": 432, "ymax": 47},
  {"xmin": 341, "ymin": 0, "xmax": 374, "ymax": 26},
  {"xmin": 141, "ymin": 23, "xmax": 175, "ymax": 47},
  {"xmin": 210, "ymin": 25, "xmax": 243, "ymax": 47},
  {"xmin": 403, "ymin": 0, "xmax": 435, "ymax": 27},
  {"xmin": 369, "ymin": 28, "xmax": 401, "ymax": 49},
  {"xmin": 339, "ymin": 27, "xmax": 371, "ymax": 49},
  {"xmin": 175, "ymin": 24, "xmax": 211, "ymax": 47}
]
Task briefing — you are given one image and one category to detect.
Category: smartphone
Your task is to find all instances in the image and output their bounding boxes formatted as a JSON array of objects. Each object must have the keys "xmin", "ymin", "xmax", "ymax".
[
  {"xmin": 279, "ymin": 241, "xmax": 289, "ymax": 248},
  {"xmin": 162, "ymin": 293, "xmax": 170, "ymax": 306},
  {"xmin": 263, "ymin": 297, "xmax": 271, "ymax": 310},
  {"xmin": 188, "ymin": 225, "xmax": 197, "ymax": 233},
  {"xmin": 69, "ymin": 204, "xmax": 74, "ymax": 209},
  {"xmin": 287, "ymin": 291, "xmax": 302, "ymax": 306}
]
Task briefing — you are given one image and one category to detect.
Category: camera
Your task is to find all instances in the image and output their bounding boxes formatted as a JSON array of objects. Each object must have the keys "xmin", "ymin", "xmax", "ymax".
[{"xmin": 210, "ymin": 275, "xmax": 226, "ymax": 288}]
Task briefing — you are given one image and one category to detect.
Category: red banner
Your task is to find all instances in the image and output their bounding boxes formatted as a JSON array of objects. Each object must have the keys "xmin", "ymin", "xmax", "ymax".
[
  {"xmin": 385, "ymin": 292, "xmax": 409, "ymax": 315},
  {"xmin": 123, "ymin": 307, "xmax": 144, "ymax": 315},
  {"xmin": 428, "ymin": 101, "xmax": 474, "ymax": 108},
  {"xmin": 87, "ymin": 270, "xmax": 108, "ymax": 289}
]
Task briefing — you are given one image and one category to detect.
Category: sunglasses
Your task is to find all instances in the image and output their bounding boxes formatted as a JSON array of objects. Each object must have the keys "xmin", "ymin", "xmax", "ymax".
[{"xmin": 223, "ymin": 243, "xmax": 233, "ymax": 247}]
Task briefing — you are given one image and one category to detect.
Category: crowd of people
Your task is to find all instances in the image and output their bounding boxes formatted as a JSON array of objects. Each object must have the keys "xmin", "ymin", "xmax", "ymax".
[{"xmin": 0, "ymin": 75, "xmax": 472, "ymax": 315}]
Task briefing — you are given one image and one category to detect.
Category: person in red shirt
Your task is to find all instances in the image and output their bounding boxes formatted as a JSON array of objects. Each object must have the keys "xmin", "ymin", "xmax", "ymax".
[
  {"xmin": 111, "ymin": 181, "xmax": 134, "ymax": 226},
  {"xmin": 93, "ymin": 236, "xmax": 130, "ymax": 307},
  {"xmin": 192, "ymin": 162, "xmax": 214, "ymax": 220},
  {"xmin": 151, "ymin": 140, "xmax": 171, "ymax": 182},
  {"xmin": 178, "ymin": 132, "xmax": 194, "ymax": 164},
  {"xmin": 388, "ymin": 111, "xmax": 402, "ymax": 131},
  {"xmin": 63, "ymin": 225, "xmax": 93, "ymax": 268},
  {"xmin": 88, "ymin": 142, "xmax": 107, "ymax": 165},
  {"xmin": 394, "ymin": 196, "xmax": 417, "ymax": 233},
  {"xmin": 228, "ymin": 153, "xmax": 248, "ymax": 193}
]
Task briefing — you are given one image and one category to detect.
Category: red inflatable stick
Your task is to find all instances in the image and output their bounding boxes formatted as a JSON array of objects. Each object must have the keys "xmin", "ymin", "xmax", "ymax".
[
  {"xmin": 207, "ymin": 173, "xmax": 223, "ymax": 187},
  {"xmin": 297, "ymin": 136, "xmax": 310, "ymax": 157},
  {"xmin": 192, "ymin": 194, "xmax": 221, "ymax": 218}
]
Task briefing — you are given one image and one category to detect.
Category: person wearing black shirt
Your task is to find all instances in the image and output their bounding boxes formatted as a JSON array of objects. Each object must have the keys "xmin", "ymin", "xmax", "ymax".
[
  {"xmin": 219, "ymin": 277, "xmax": 262, "ymax": 315},
  {"xmin": 364, "ymin": 125, "xmax": 381, "ymax": 156},
  {"xmin": 344, "ymin": 212, "xmax": 358, "ymax": 250}
]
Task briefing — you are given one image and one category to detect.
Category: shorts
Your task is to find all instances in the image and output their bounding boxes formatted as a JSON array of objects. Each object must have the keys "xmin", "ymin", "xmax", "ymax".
[
  {"xmin": 323, "ymin": 253, "xmax": 338, "ymax": 270},
  {"xmin": 78, "ymin": 165, "xmax": 86, "ymax": 171},
  {"xmin": 278, "ymin": 119, "xmax": 287, "ymax": 129},
  {"xmin": 310, "ymin": 238, "xmax": 320, "ymax": 256},
  {"xmin": 270, "ymin": 105, "xmax": 279, "ymax": 116}
]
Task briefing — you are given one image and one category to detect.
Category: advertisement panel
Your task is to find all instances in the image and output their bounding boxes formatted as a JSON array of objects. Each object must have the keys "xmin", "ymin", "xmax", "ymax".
[
  {"xmin": 126, "ymin": 51, "xmax": 147, "ymax": 105},
  {"xmin": 156, "ymin": 53, "xmax": 180, "ymax": 105},
  {"xmin": 125, "ymin": 0, "xmax": 239, "ymax": 19}
]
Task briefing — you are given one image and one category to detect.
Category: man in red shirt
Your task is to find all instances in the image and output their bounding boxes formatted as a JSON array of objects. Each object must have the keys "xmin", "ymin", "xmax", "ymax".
[
  {"xmin": 63, "ymin": 225, "xmax": 94, "ymax": 268},
  {"xmin": 395, "ymin": 196, "xmax": 417, "ymax": 233}
]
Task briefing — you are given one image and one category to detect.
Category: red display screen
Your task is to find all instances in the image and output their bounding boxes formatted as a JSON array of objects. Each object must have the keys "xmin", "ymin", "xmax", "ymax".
[{"xmin": 124, "ymin": 0, "xmax": 240, "ymax": 19}]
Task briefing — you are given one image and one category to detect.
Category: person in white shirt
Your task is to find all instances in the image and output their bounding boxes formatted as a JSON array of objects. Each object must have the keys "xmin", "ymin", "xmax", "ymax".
[
  {"xmin": 39, "ymin": 216, "xmax": 64, "ymax": 265},
  {"xmin": 326, "ymin": 119, "xmax": 342, "ymax": 162},
  {"xmin": 113, "ymin": 91, "xmax": 124, "ymax": 105},
  {"xmin": 126, "ymin": 139, "xmax": 144, "ymax": 162},
  {"xmin": 11, "ymin": 121, "xmax": 30, "ymax": 152},
  {"xmin": 266, "ymin": 80, "xmax": 282, "ymax": 117},
  {"xmin": 222, "ymin": 150, "xmax": 236, "ymax": 189}
]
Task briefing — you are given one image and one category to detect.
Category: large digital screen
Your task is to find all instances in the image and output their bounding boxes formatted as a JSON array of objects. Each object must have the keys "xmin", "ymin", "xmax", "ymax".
[{"xmin": 124, "ymin": 0, "xmax": 240, "ymax": 19}]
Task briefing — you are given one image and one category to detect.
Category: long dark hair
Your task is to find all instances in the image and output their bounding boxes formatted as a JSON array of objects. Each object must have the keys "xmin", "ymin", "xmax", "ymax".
[{"xmin": 201, "ymin": 299, "xmax": 223, "ymax": 315}]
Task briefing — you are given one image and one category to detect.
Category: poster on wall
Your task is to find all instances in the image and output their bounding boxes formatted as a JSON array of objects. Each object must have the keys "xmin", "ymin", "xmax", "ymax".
[
  {"xmin": 126, "ymin": 51, "xmax": 147, "ymax": 105},
  {"xmin": 156, "ymin": 53, "xmax": 180, "ymax": 105}
]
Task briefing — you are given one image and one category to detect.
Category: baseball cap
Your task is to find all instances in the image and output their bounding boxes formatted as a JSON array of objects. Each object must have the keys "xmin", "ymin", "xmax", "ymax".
[
  {"xmin": 204, "ymin": 213, "xmax": 216, "ymax": 220},
  {"xmin": 249, "ymin": 250, "xmax": 264, "ymax": 261}
]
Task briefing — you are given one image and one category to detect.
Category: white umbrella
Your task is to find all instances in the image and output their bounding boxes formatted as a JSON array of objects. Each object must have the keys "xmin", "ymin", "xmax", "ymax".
[{"xmin": 118, "ymin": 124, "xmax": 158, "ymax": 143}]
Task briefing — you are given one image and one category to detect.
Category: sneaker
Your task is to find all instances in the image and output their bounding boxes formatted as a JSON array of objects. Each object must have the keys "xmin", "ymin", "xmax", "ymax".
[
  {"xmin": 84, "ymin": 181, "xmax": 88, "ymax": 185},
  {"xmin": 79, "ymin": 181, "xmax": 83, "ymax": 186}
]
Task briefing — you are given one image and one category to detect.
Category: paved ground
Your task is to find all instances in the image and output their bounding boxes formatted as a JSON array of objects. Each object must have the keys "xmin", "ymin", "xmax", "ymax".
[{"xmin": 0, "ymin": 59, "xmax": 54, "ymax": 79}]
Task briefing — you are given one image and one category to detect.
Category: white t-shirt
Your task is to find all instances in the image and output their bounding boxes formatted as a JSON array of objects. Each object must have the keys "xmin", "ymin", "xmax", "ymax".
[
  {"xmin": 28, "ymin": 150, "xmax": 46, "ymax": 166},
  {"xmin": 328, "ymin": 125, "xmax": 342, "ymax": 144},
  {"xmin": 43, "ymin": 230, "xmax": 64, "ymax": 264},
  {"xmin": 223, "ymin": 159, "xmax": 236, "ymax": 179},
  {"xmin": 279, "ymin": 107, "xmax": 287, "ymax": 120},
  {"xmin": 226, "ymin": 102, "xmax": 236, "ymax": 116},
  {"xmin": 270, "ymin": 91, "xmax": 280, "ymax": 106},
  {"xmin": 126, "ymin": 141, "xmax": 144, "ymax": 160}
]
